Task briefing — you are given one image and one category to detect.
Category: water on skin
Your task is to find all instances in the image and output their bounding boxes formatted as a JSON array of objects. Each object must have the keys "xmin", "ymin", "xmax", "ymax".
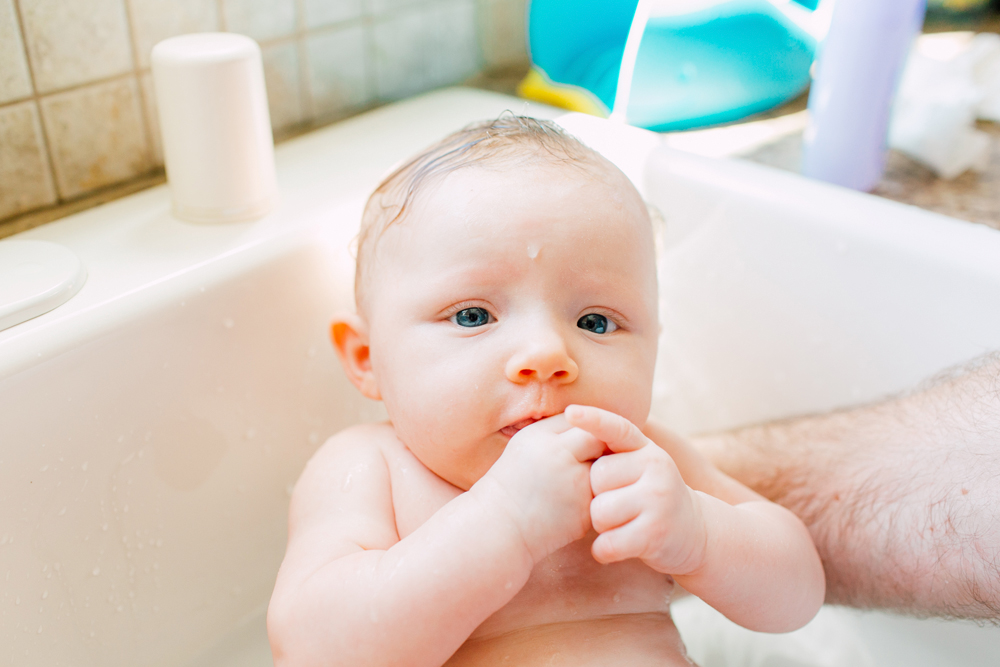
[{"xmin": 527, "ymin": 243, "xmax": 540, "ymax": 259}]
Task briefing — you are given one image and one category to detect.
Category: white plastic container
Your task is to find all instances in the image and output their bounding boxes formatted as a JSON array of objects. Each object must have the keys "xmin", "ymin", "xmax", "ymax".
[{"xmin": 151, "ymin": 33, "xmax": 277, "ymax": 223}]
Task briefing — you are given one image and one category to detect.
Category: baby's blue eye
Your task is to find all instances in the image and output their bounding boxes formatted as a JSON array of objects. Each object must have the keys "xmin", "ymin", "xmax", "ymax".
[
  {"xmin": 578, "ymin": 313, "xmax": 615, "ymax": 334},
  {"xmin": 454, "ymin": 307, "xmax": 492, "ymax": 327}
]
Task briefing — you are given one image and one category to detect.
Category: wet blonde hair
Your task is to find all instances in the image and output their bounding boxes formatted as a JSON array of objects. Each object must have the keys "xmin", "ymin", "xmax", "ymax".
[{"xmin": 353, "ymin": 114, "xmax": 610, "ymax": 315}]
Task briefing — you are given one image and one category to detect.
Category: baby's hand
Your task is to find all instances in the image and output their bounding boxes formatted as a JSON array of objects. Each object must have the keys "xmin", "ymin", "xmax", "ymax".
[
  {"xmin": 566, "ymin": 405, "xmax": 707, "ymax": 575},
  {"xmin": 473, "ymin": 415, "xmax": 605, "ymax": 564}
]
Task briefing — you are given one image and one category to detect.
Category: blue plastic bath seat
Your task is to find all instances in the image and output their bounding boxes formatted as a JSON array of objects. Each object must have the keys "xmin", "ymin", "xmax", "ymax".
[{"xmin": 523, "ymin": 0, "xmax": 819, "ymax": 131}]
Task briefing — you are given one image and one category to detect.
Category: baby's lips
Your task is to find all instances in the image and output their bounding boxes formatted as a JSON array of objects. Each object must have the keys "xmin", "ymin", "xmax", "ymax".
[{"xmin": 500, "ymin": 417, "xmax": 540, "ymax": 438}]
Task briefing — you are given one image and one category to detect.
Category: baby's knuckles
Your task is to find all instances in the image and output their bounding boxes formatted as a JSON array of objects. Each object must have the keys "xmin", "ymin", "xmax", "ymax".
[
  {"xmin": 474, "ymin": 424, "xmax": 593, "ymax": 563},
  {"xmin": 637, "ymin": 472, "xmax": 707, "ymax": 576}
]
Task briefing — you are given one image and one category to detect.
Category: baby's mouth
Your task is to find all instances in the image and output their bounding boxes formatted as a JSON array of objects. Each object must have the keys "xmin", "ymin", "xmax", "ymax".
[{"xmin": 500, "ymin": 418, "xmax": 539, "ymax": 438}]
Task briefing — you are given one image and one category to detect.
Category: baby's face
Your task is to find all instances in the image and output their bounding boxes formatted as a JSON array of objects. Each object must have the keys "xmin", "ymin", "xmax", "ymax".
[{"xmin": 363, "ymin": 159, "xmax": 659, "ymax": 489}]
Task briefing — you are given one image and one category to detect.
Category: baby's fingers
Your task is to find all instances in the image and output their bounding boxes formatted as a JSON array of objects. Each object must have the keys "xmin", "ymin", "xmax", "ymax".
[
  {"xmin": 559, "ymin": 427, "xmax": 606, "ymax": 463},
  {"xmin": 591, "ymin": 449, "xmax": 650, "ymax": 494},
  {"xmin": 565, "ymin": 405, "xmax": 648, "ymax": 454},
  {"xmin": 591, "ymin": 487, "xmax": 642, "ymax": 533},
  {"xmin": 591, "ymin": 521, "xmax": 648, "ymax": 564}
]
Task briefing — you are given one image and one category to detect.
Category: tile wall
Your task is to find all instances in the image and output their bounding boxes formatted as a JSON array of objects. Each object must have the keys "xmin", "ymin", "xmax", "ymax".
[{"xmin": 0, "ymin": 0, "xmax": 527, "ymax": 229}]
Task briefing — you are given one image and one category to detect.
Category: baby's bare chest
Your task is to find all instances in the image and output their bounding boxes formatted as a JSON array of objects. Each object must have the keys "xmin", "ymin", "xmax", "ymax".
[{"xmin": 383, "ymin": 444, "xmax": 677, "ymax": 639}]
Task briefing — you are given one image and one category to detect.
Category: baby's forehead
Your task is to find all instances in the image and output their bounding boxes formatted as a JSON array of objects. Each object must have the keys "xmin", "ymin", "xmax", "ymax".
[
  {"xmin": 354, "ymin": 123, "xmax": 651, "ymax": 315},
  {"xmin": 389, "ymin": 157, "xmax": 647, "ymax": 245}
]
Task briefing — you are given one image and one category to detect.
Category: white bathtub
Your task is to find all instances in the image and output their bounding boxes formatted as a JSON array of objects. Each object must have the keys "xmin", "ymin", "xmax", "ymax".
[{"xmin": 2, "ymin": 88, "xmax": 999, "ymax": 666}]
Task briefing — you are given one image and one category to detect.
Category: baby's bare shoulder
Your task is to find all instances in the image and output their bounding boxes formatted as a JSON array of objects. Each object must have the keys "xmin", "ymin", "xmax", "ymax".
[
  {"xmin": 304, "ymin": 421, "xmax": 402, "ymax": 476},
  {"xmin": 286, "ymin": 423, "xmax": 403, "ymax": 558}
]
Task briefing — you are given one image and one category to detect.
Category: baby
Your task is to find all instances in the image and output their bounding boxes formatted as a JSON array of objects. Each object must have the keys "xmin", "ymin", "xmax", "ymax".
[{"xmin": 267, "ymin": 116, "xmax": 825, "ymax": 666}]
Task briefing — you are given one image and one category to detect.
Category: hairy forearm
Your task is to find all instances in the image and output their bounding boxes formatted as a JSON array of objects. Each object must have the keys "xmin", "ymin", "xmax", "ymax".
[
  {"xmin": 675, "ymin": 494, "xmax": 825, "ymax": 632},
  {"xmin": 270, "ymin": 489, "xmax": 533, "ymax": 667},
  {"xmin": 697, "ymin": 355, "xmax": 1000, "ymax": 620}
]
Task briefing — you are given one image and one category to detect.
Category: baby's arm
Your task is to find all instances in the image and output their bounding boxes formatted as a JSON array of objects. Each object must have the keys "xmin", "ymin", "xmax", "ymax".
[
  {"xmin": 566, "ymin": 406, "xmax": 825, "ymax": 633},
  {"xmin": 267, "ymin": 418, "xmax": 603, "ymax": 667}
]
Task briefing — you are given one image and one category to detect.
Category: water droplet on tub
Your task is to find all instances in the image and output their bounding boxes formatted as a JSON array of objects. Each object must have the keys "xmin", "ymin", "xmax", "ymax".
[
  {"xmin": 307, "ymin": 347, "xmax": 317, "ymax": 358},
  {"xmin": 41, "ymin": 591, "xmax": 47, "ymax": 599},
  {"xmin": 57, "ymin": 507, "xmax": 65, "ymax": 516},
  {"xmin": 245, "ymin": 428, "xmax": 256, "ymax": 440},
  {"xmin": 223, "ymin": 318, "xmax": 234, "ymax": 329},
  {"xmin": 92, "ymin": 567, "xmax": 100, "ymax": 576},
  {"xmin": 308, "ymin": 431, "xmax": 320, "ymax": 445},
  {"xmin": 81, "ymin": 461, "xmax": 88, "ymax": 471},
  {"xmin": 15, "ymin": 597, "xmax": 20, "ymax": 605}
]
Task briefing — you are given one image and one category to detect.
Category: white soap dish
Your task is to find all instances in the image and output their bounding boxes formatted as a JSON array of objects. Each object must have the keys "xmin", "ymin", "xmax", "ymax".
[{"xmin": 0, "ymin": 240, "xmax": 87, "ymax": 333}]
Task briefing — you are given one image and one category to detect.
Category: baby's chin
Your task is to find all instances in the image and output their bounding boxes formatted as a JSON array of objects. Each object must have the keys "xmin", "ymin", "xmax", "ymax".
[{"xmin": 400, "ymin": 431, "xmax": 509, "ymax": 491}]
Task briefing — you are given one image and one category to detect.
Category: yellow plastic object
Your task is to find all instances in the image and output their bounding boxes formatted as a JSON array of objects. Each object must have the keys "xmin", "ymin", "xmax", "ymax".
[{"xmin": 517, "ymin": 68, "xmax": 609, "ymax": 117}]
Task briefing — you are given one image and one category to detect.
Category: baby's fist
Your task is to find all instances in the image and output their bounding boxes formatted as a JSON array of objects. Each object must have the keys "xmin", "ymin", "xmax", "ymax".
[{"xmin": 565, "ymin": 406, "xmax": 707, "ymax": 575}]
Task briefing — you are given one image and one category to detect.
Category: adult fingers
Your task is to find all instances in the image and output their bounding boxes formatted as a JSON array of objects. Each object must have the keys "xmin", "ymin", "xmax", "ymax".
[
  {"xmin": 590, "ymin": 486, "xmax": 642, "ymax": 533},
  {"xmin": 590, "ymin": 449, "xmax": 648, "ymax": 495},
  {"xmin": 565, "ymin": 405, "xmax": 648, "ymax": 454}
]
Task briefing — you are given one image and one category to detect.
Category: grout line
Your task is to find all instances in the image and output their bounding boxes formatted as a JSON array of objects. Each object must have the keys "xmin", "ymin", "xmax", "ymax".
[
  {"xmin": 363, "ymin": 13, "xmax": 381, "ymax": 104},
  {"xmin": 0, "ymin": 70, "xmax": 148, "ymax": 111},
  {"xmin": 293, "ymin": 0, "xmax": 313, "ymax": 120},
  {"xmin": 120, "ymin": 0, "xmax": 157, "ymax": 169},
  {"xmin": 10, "ymin": 0, "xmax": 60, "ymax": 204},
  {"xmin": 120, "ymin": 0, "xmax": 140, "ymax": 71},
  {"xmin": 360, "ymin": 15, "xmax": 376, "ymax": 108}
]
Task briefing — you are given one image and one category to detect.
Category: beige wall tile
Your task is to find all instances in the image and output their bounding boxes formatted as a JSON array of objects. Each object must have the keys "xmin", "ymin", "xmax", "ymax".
[
  {"xmin": 368, "ymin": 0, "xmax": 426, "ymax": 18},
  {"xmin": 302, "ymin": 0, "xmax": 362, "ymax": 29},
  {"xmin": 41, "ymin": 77, "xmax": 152, "ymax": 199},
  {"xmin": 139, "ymin": 71, "xmax": 162, "ymax": 165},
  {"xmin": 20, "ymin": 0, "xmax": 133, "ymax": 93},
  {"xmin": 372, "ymin": 0, "xmax": 479, "ymax": 100},
  {"xmin": 434, "ymin": 0, "xmax": 479, "ymax": 87},
  {"xmin": 128, "ymin": 0, "xmax": 220, "ymax": 69},
  {"xmin": 372, "ymin": 6, "xmax": 436, "ymax": 101},
  {"xmin": 306, "ymin": 24, "xmax": 369, "ymax": 120},
  {"xmin": 0, "ymin": 0, "xmax": 33, "ymax": 104},
  {"xmin": 262, "ymin": 40, "xmax": 304, "ymax": 133},
  {"xmin": 0, "ymin": 101, "xmax": 57, "ymax": 219},
  {"xmin": 477, "ymin": 0, "xmax": 526, "ymax": 70},
  {"xmin": 223, "ymin": 0, "xmax": 296, "ymax": 42}
]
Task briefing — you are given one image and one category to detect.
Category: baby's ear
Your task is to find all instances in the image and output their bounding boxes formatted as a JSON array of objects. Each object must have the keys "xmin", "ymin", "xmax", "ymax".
[{"xmin": 330, "ymin": 314, "xmax": 381, "ymax": 401}]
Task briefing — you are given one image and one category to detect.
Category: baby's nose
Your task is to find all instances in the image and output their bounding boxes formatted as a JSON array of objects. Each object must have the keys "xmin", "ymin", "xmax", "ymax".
[{"xmin": 505, "ymin": 328, "xmax": 579, "ymax": 384}]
